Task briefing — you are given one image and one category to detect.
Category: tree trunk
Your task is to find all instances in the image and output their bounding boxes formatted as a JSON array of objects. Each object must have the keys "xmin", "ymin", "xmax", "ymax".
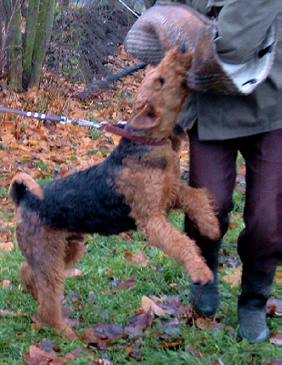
[
  {"xmin": 0, "ymin": 0, "xmax": 13, "ymax": 77},
  {"xmin": 22, "ymin": 0, "xmax": 40, "ymax": 88},
  {"xmin": 8, "ymin": 0, "xmax": 22, "ymax": 91},
  {"xmin": 28, "ymin": 0, "xmax": 56, "ymax": 88}
]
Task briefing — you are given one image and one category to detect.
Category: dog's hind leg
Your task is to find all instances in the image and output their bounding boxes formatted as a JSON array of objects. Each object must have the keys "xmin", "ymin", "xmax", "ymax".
[
  {"xmin": 137, "ymin": 214, "xmax": 213, "ymax": 285},
  {"xmin": 33, "ymin": 246, "xmax": 78, "ymax": 341},
  {"xmin": 21, "ymin": 263, "xmax": 38, "ymax": 300},
  {"xmin": 64, "ymin": 234, "xmax": 86, "ymax": 269},
  {"xmin": 17, "ymin": 221, "xmax": 78, "ymax": 341},
  {"xmin": 177, "ymin": 184, "xmax": 221, "ymax": 241}
]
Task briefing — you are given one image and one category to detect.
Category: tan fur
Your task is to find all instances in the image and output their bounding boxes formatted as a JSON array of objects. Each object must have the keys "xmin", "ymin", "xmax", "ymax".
[
  {"xmin": 11, "ymin": 48, "xmax": 220, "ymax": 341},
  {"xmin": 9, "ymin": 172, "xmax": 44, "ymax": 200}
]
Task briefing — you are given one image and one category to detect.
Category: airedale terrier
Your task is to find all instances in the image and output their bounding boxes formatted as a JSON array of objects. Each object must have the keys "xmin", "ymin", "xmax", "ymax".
[{"xmin": 9, "ymin": 48, "xmax": 220, "ymax": 340}]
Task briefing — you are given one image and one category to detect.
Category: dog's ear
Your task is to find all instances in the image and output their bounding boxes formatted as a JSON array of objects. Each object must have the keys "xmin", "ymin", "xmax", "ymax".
[
  {"xmin": 179, "ymin": 49, "xmax": 194, "ymax": 69},
  {"xmin": 164, "ymin": 47, "xmax": 194, "ymax": 70},
  {"xmin": 129, "ymin": 103, "xmax": 160, "ymax": 130}
]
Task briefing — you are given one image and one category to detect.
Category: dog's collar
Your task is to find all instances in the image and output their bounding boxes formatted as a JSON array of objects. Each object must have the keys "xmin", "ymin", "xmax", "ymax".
[{"xmin": 104, "ymin": 124, "xmax": 167, "ymax": 146}]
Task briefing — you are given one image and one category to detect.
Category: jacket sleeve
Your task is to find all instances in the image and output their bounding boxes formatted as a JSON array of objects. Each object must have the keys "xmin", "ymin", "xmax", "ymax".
[{"xmin": 216, "ymin": 0, "xmax": 281, "ymax": 64}]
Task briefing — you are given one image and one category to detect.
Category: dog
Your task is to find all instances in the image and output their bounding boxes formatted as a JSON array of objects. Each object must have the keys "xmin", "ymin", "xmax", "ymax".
[{"xmin": 9, "ymin": 48, "xmax": 220, "ymax": 340}]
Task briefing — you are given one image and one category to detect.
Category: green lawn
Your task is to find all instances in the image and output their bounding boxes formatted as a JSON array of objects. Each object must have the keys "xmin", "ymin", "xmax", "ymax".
[{"xmin": 0, "ymin": 191, "xmax": 280, "ymax": 364}]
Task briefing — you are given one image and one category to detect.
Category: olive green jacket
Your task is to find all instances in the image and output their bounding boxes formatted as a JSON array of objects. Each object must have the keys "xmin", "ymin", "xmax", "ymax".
[{"xmin": 175, "ymin": 0, "xmax": 282, "ymax": 140}]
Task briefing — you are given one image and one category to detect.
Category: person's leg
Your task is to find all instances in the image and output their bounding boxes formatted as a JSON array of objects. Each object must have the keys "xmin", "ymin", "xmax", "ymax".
[
  {"xmin": 238, "ymin": 129, "xmax": 282, "ymax": 343},
  {"xmin": 186, "ymin": 126, "xmax": 237, "ymax": 316}
]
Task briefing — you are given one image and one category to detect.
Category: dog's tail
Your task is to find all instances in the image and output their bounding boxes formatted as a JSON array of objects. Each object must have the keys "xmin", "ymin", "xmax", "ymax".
[{"xmin": 9, "ymin": 173, "xmax": 43, "ymax": 207}]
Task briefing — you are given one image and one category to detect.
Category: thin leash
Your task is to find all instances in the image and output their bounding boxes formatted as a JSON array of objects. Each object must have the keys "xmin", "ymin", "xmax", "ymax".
[
  {"xmin": 0, "ymin": 106, "xmax": 127, "ymax": 129},
  {"xmin": 0, "ymin": 106, "xmax": 166, "ymax": 146}
]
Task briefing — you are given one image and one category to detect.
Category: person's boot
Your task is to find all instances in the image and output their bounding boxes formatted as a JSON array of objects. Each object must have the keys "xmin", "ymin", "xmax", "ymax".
[
  {"xmin": 190, "ymin": 241, "xmax": 221, "ymax": 317},
  {"xmin": 238, "ymin": 267, "xmax": 276, "ymax": 344}
]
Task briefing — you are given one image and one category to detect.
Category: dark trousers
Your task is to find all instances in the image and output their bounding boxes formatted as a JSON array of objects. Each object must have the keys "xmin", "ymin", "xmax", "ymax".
[{"xmin": 185, "ymin": 127, "xmax": 282, "ymax": 272}]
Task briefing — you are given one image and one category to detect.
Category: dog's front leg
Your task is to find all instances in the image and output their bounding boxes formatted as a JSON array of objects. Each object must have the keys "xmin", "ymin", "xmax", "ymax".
[
  {"xmin": 176, "ymin": 184, "xmax": 221, "ymax": 241},
  {"xmin": 137, "ymin": 214, "xmax": 213, "ymax": 285}
]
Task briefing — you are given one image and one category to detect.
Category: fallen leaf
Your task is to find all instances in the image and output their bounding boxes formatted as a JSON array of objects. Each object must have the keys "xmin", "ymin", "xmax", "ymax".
[
  {"xmin": 119, "ymin": 232, "xmax": 133, "ymax": 241},
  {"xmin": 2, "ymin": 279, "xmax": 11, "ymax": 288},
  {"xmin": 270, "ymin": 333, "xmax": 282, "ymax": 346},
  {"xmin": 40, "ymin": 340, "xmax": 60, "ymax": 353},
  {"xmin": 161, "ymin": 339, "xmax": 183, "ymax": 350},
  {"xmin": 91, "ymin": 359, "xmax": 112, "ymax": 365},
  {"xmin": 117, "ymin": 277, "xmax": 136, "ymax": 290},
  {"xmin": 222, "ymin": 267, "xmax": 242, "ymax": 288},
  {"xmin": 141, "ymin": 296, "xmax": 166, "ymax": 317},
  {"xmin": 124, "ymin": 251, "xmax": 148, "ymax": 267},
  {"xmin": 275, "ymin": 270, "xmax": 282, "ymax": 285},
  {"xmin": 150, "ymin": 295, "xmax": 191, "ymax": 317},
  {"xmin": 0, "ymin": 241, "xmax": 14, "ymax": 251},
  {"xmin": 64, "ymin": 349, "xmax": 85, "ymax": 362},
  {"xmin": 83, "ymin": 323, "xmax": 124, "ymax": 349},
  {"xmin": 195, "ymin": 317, "xmax": 223, "ymax": 331},
  {"xmin": 267, "ymin": 299, "xmax": 282, "ymax": 317},
  {"xmin": 66, "ymin": 268, "xmax": 84, "ymax": 278},
  {"xmin": 23, "ymin": 345, "xmax": 61, "ymax": 365},
  {"xmin": 124, "ymin": 311, "xmax": 154, "ymax": 336},
  {"xmin": 125, "ymin": 344, "xmax": 143, "ymax": 361}
]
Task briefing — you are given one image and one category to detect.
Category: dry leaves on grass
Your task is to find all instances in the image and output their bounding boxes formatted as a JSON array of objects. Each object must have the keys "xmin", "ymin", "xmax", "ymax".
[
  {"xmin": 23, "ymin": 343, "xmax": 112, "ymax": 365},
  {"xmin": 0, "ymin": 309, "xmax": 24, "ymax": 317},
  {"xmin": 66, "ymin": 268, "xmax": 84, "ymax": 278},
  {"xmin": 222, "ymin": 267, "xmax": 242, "ymax": 288},
  {"xmin": 267, "ymin": 299, "xmax": 282, "ymax": 317},
  {"xmin": 124, "ymin": 251, "xmax": 149, "ymax": 267},
  {"xmin": 2, "ymin": 279, "xmax": 11, "ymax": 288},
  {"xmin": 141, "ymin": 296, "xmax": 166, "ymax": 317},
  {"xmin": 270, "ymin": 333, "xmax": 282, "ymax": 346},
  {"xmin": 275, "ymin": 270, "xmax": 282, "ymax": 285},
  {"xmin": 194, "ymin": 317, "xmax": 223, "ymax": 331},
  {"xmin": 0, "ymin": 241, "xmax": 14, "ymax": 252}
]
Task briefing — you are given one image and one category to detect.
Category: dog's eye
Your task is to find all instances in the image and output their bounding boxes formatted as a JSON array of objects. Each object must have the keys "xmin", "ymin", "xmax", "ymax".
[{"xmin": 159, "ymin": 77, "xmax": 165, "ymax": 86}]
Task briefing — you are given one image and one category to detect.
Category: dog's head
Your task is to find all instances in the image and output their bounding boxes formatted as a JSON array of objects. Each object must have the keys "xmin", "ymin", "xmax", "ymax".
[{"xmin": 128, "ymin": 47, "xmax": 193, "ymax": 140}]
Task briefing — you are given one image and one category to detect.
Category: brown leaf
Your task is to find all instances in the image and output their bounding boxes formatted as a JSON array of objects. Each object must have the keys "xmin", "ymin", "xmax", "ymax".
[
  {"xmin": 125, "ymin": 345, "xmax": 143, "ymax": 361},
  {"xmin": 141, "ymin": 296, "xmax": 166, "ymax": 317},
  {"xmin": 267, "ymin": 360, "xmax": 282, "ymax": 365},
  {"xmin": 117, "ymin": 277, "xmax": 136, "ymax": 290},
  {"xmin": 2, "ymin": 279, "xmax": 11, "ymax": 289},
  {"xmin": 222, "ymin": 267, "xmax": 242, "ymax": 288},
  {"xmin": 162, "ymin": 339, "xmax": 183, "ymax": 350},
  {"xmin": 23, "ymin": 345, "xmax": 61, "ymax": 365},
  {"xmin": 124, "ymin": 251, "xmax": 149, "ymax": 267},
  {"xmin": 275, "ymin": 270, "xmax": 282, "ymax": 285},
  {"xmin": 66, "ymin": 268, "xmax": 84, "ymax": 278},
  {"xmin": 267, "ymin": 299, "xmax": 282, "ymax": 317},
  {"xmin": 270, "ymin": 333, "xmax": 282, "ymax": 346},
  {"xmin": 91, "ymin": 359, "xmax": 112, "ymax": 365},
  {"xmin": 83, "ymin": 323, "xmax": 124, "ymax": 349},
  {"xmin": 119, "ymin": 232, "xmax": 133, "ymax": 242},
  {"xmin": 64, "ymin": 349, "xmax": 85, "ymax": 362},
  {"xmin": 124, "ymin": 311, "xmax": 154, "ymax": 336},
  {"xmin": 0, "ymin": 241, "xmax": 14, "ymax": 252},
  {"xmin": 195, "ymin": 317, "xmax": 223, "ymax": 331}
]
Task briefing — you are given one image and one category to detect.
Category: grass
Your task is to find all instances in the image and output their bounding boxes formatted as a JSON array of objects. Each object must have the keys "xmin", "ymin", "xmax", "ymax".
[{"xmin": 0, "ymin": 190, "xmax": 280, "ymax": 364}]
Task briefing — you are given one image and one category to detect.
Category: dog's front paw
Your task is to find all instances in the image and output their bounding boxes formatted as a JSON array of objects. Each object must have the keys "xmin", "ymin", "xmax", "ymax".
[
  {"xmin": 188, "ymin": 262, "xmax": 214, "ymax": 286},
  {"xmin": 197, "ymin": 214, "xmax": 221, "ymax": 241}
]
